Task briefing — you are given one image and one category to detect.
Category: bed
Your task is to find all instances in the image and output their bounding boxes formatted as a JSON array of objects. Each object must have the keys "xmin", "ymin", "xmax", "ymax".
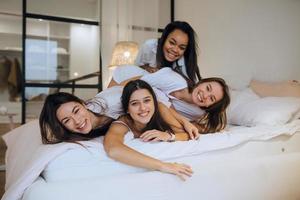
[{"xmin": 2, "ymin": 81, "xmax": 300, "ymax": 200}]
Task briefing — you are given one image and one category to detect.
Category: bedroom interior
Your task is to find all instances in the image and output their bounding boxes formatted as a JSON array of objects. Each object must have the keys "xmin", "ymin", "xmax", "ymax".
[{"xmin": 0, "ymin": 0, "xmax": 300, "ymax": 199}]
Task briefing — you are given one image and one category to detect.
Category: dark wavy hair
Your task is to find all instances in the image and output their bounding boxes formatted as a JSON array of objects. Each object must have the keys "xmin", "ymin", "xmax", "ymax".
[
  {"xmin": 156, "ymin": 21, "xmax": 201, "ymax": 87},
  {"xmin": 194, "ymin": 77, "xmax": 230, "ymax": 133},
  {"xmin": 39, "ymin": 92, "xmax": 112, "ymax": 144},
  {"xmin": 121, "ymin": 80, "xmax": 173, "ymax": 133}
]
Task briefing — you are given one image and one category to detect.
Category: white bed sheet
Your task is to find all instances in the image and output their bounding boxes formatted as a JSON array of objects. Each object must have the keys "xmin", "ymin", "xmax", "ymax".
[
  {"xmin": 43, "ymin": 120, "xmax": 300, "ymax": 182},
  {"xmin": 24, "ymin": 135, "xmax": 300, "ymax": 200},
  {"xmin": 2, "ymin": 120, "xmax": 300, "ymax": 200}
]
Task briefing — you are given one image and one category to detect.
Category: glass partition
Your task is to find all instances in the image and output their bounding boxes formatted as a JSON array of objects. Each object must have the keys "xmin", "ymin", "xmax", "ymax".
[
  {"xmin": 25, "ymin": 19, "xmax": 100, "ymax": 84},
  {"xmin": 0, "ymin": 13, "xmax": 22, "ymax": 123}
]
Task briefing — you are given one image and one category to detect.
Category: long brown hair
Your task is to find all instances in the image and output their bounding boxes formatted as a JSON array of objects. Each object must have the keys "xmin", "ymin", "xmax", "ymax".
[
  {"xmin": 121, "ymin": 80, "xmax": 173, "ymax": 134},
  {"xmin": 193, "ymin": 77, "xmax": 230, "ymax": 133},
  {"xmin": 39, "ymin": 92, "xmax": 112, "ymax": 144}
]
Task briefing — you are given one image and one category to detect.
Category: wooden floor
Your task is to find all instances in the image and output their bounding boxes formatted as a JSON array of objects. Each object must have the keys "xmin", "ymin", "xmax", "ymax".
[{"xmin": 0, "ymin": 123, "xmax": 20, "ymax": 198}]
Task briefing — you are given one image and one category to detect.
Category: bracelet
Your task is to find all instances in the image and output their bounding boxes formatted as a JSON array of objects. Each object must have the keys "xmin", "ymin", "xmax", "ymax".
[
  {"xmin": 166, "ymin": 131, "xmax": 176, "ymax": 142},
  {"xmin": 168, "ymin": 134, "xmax": 176, "ymax": 142}
]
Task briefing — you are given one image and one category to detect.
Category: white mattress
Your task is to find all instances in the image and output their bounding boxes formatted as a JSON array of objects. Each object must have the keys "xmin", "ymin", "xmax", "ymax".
[
  {"xmin": 3, "ymin": 120, "xmax": 300, "ymax": 200},
  {"xmin": 41, "ymin": 121, "xmax": 300, "ymax": 182},
  {"xmin": 23, "ymin": 132, "xmax": 300, "ymax": 200}
]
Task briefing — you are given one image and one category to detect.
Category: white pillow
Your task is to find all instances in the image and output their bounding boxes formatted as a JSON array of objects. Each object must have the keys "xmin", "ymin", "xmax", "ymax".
[
  {"xmin": 2, "ymin": 120, "xmax": 43, "ymax": 190},
  {"xmin": 228, "ymin": 88, "xmax": 300, "ymax": 126},
  {"xmin": 227, "ymin": 88, "xmax": 260, "ymax": 123},
  {"xmin": 228, "ymin": 88, "xmax": 260, "ymax": 114}
]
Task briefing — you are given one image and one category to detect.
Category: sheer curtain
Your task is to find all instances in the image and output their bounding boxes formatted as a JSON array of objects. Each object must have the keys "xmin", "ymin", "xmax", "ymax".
[{"xmin": 101, "ymin": 0, "xmax": 161, "ymax": 88}]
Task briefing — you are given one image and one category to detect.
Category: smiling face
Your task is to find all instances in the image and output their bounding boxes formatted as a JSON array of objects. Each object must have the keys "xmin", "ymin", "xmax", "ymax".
[
  {"xmin": 192, "ymin": 81, "xmax": 224, "ymax": 108},
  {"xmin": 127, "ymin": 89, "xmax": 155, "ymax": 127},
  {"xmin": 163, "ymin": 29, "xmax": 188, "ymax": 62},
  {"xmin": 56, "ymin": 101, "xmax": 93, "ymax": 134}
]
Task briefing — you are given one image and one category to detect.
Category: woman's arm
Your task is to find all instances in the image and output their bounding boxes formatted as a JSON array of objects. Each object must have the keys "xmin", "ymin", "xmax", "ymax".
[
  {"xmin": 139, "ymin": 64, "xmax": 159, "ymax": 73},
  {"xmin": 158, "ymin": 103, "xmax": 200, "ymax": 140},
  {"xmin": 156, "ymin": 103, "xmax": 192, "ymax": 141},
  {"xmin": 107, "ymin": 78, "xmax": 119, "ymax": 88},
  {"xmin": 107, "ymin": 75, "xmax": 142, "ymax": 88},
  {"xmin": 169, "ymin": 107, "xmax": 200, "ymax": 140},
  {"xmin": 104, "ymin": 122, "xmax": 193, "ymax": 180},
  {"xmin": 118, "ymin": 76, "xmax": 142, "ymax": 87}
]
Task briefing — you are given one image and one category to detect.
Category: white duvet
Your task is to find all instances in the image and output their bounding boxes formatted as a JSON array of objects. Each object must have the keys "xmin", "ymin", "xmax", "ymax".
[{"xmin": 2, "ymin": 119, "xmax": 300, "ymax": 200}]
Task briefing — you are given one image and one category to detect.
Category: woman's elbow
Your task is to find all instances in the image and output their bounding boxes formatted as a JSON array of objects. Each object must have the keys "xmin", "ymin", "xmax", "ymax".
[
  {"xmin": 105, "ymin": 147, "xmax": 118, "ymax": 159},
  {"xmin": 104, "ymin": 138, "xmax": 122, "ymax": 159}
]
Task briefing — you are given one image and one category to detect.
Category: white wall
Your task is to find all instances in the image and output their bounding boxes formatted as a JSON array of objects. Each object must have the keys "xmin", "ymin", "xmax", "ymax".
[
  {"xmin": 175, "ymin": 0, "xmax": 300, "ymax": 88},
  {"xmin": 69, "ymin": 24, "xmax": 99, "ymax": 81},
  {"xmin": 27, "ymin": 0, "xmax": 99, "ymax": 20},
  {"xmin": 101, "ymin": 0, "xmax": 164, "ymax": 88}
]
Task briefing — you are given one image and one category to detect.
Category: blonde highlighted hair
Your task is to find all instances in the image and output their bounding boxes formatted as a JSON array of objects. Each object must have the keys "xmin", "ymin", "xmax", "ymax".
[{"xmin": 193, "ymin": 77, "xmax": 230, "ymax": 133}]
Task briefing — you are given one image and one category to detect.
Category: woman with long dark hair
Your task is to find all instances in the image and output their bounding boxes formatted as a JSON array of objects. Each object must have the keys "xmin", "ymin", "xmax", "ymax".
[
  {"xmin": 39, "ymin": 92, "xmax": 114, "ymax": 144},
  {"xmin": 108, "ymin": 21, "xmax": 201, "ymax": 89},
  {"xmin": 104, "ymin": 80, "xmax": 193, "ymax": 181}
]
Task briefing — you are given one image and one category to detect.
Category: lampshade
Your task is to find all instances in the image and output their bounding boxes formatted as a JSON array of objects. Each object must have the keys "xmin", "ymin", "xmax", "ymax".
[{"xmin": 109, "ymin": 41, "xmax": 139, "ymax": 68}]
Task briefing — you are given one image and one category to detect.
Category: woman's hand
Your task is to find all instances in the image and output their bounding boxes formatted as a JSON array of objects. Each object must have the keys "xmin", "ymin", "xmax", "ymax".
[
  {"xmin": 159, "ymin": 162, "xmax": 193, "ymax": 181},
  {"xmin": 183, "ymin": 120, "xmax": 200, "ymax": 140},
  {"xmin": 140, "ymin": 129, "xmax": 173, "ymax": 142},
  {"xmin": 140, "ymin": 64, "xmax": 159, "ymax": 73}
]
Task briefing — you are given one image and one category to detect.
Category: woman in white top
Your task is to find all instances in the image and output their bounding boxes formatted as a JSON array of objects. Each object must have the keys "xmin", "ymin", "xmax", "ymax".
[
  {"xmin": 85, "ymin": 84, "xmax": 198, "ymax": 139},
  {"xmin": 108, "ymin": 21, "xmax": 201, "ymax": 89},
  {"xmin": 112, "ymin": 66, "xmax": 231, "ymax": 134}
]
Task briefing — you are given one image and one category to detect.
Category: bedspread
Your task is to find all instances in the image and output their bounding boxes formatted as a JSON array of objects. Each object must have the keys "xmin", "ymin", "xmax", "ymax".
[{"xmin": 2, "ymin": 120, "xmax": 300, "ymax": 200}]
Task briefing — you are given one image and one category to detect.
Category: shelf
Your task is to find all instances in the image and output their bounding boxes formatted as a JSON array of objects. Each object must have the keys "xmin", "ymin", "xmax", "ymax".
[
  {"xmin": 57, "ymin": 68, "xmax": 69, "ymax": 72},
  {"xmin": 0, "ymin": 48, "xmax": 69, "ymax": 55},
  {"xmin": 0, "ymin": 32, "xmax": 21, "ymax": 37},
  {"xmin": 27, "ymin": 34, "xmax": 70, "ymax": 40},
  {"xmin": 26, "ymin": 51, "xmax": 69, "ymax": 55},
  {"xmin": 0, "ymin": 32, "xmax": 70, "ymax": 40},
  {"xmin": 0, "ymin": 48, "xmax": 22, "ymax": 52}
]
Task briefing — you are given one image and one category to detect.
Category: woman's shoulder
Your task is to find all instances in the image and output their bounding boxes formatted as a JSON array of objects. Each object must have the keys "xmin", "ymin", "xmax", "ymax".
[{"xmin": 112, "ymin": 116, "xmax": 131, "ymax": 129}]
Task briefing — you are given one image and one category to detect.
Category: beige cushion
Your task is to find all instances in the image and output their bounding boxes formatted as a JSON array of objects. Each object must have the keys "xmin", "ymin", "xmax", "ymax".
[{"xmin": 250, "ymin": 79, "xmax": 300, "ymax": 97}]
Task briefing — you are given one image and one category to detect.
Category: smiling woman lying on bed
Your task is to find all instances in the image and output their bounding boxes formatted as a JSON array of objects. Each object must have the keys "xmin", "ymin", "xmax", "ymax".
[
  {"xmin": 39, "ymin": 80, "xmax": 195, "ymax": 180},
  {"xmin": 104, "ymin": 80, "xmax": 193, "ymax": 180},
  {"xmin": 110, "ymin": 66, "xmax": 231, "ymax": 134}
]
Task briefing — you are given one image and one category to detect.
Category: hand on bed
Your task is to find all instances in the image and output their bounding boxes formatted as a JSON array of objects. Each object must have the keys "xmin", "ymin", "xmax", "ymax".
[
  {"xmin": 159, "ymin": 162, "xmax": 193, "ymax": 181},
  {"xmin": 183, "ymin": 120, "xmax": 200, "ymax": 140},
  {"xmin": 140, "ymin": 129, "xmax": 173, "ymax": 142}
]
